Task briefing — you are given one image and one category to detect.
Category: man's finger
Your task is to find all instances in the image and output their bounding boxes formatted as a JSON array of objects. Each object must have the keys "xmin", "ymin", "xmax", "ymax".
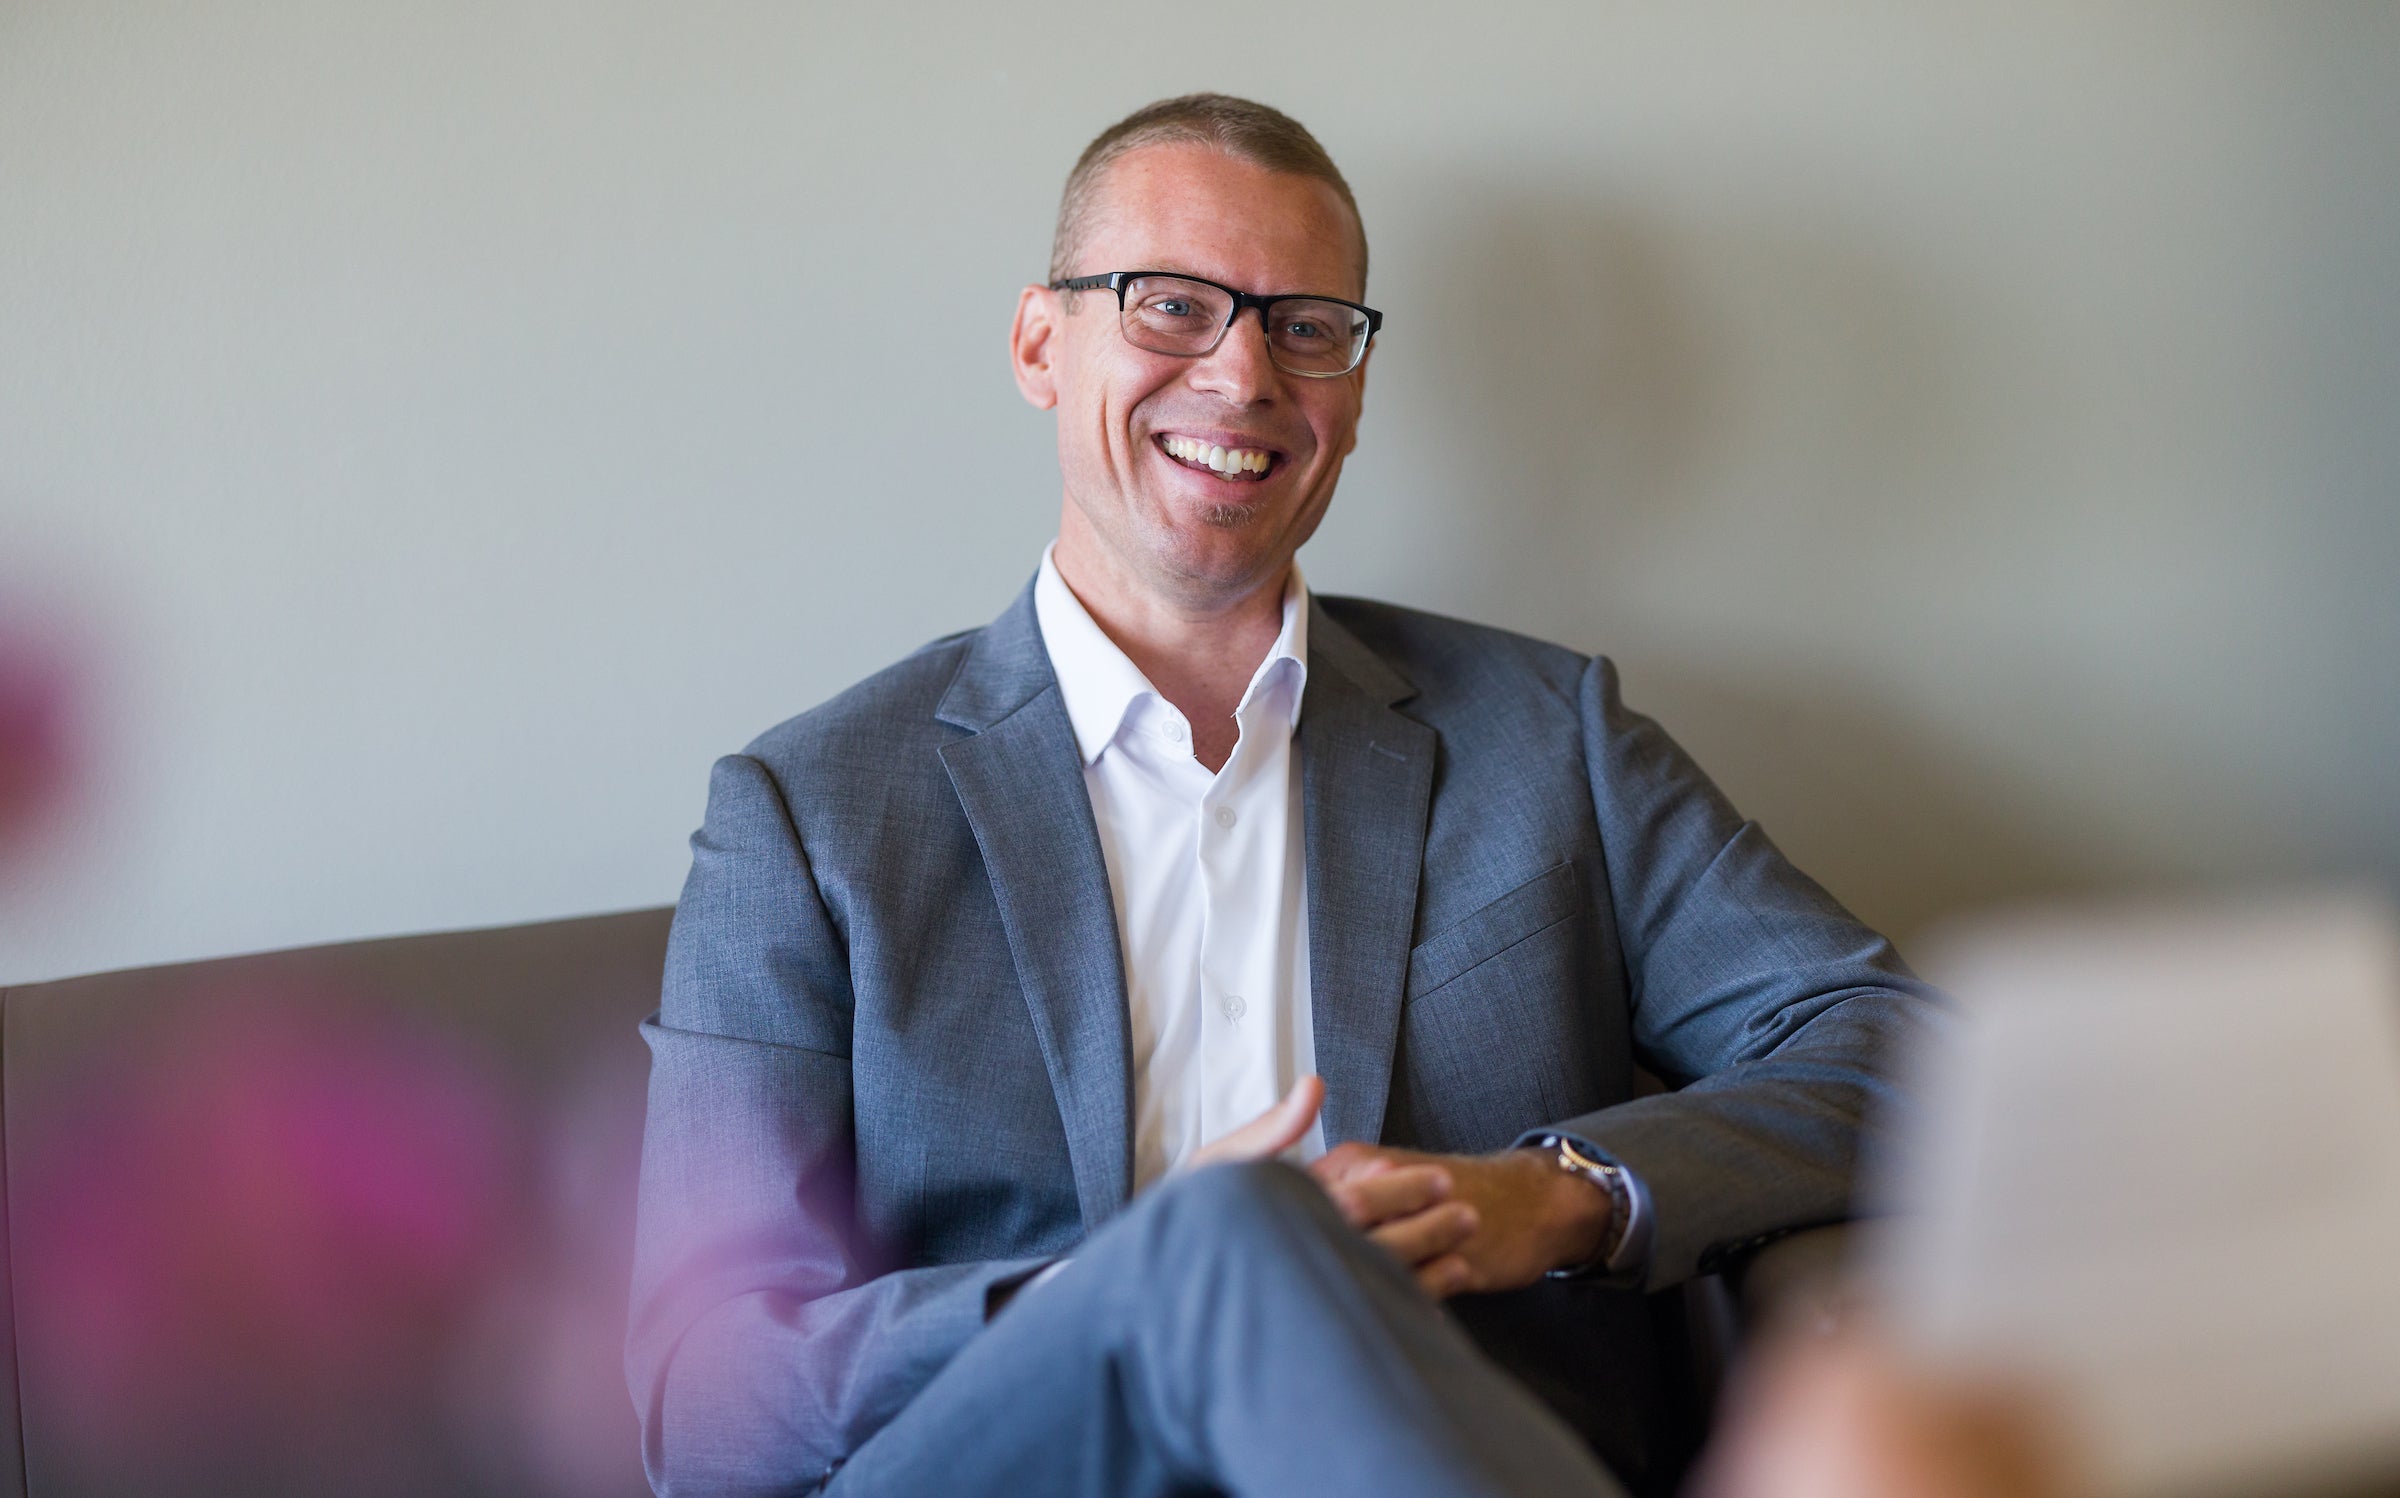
[
  {"xmin": 1188, "ymin": 1075, "xmax": 1325, "ymax": 1167},
  {"xmin": 1308, "ymin": 1139, "xmax": 1397, "ymax": 1186},
  {"xmin": 1369, "ymin": 1201, "xmax": 1479, "ymax": 1267},
  {"xmin": 1325, "ymin": 1163, "xmax": 1452, "ymax": 1230},
  {"xmin": 1415, "ymin": 1253, "xmax": 1474, "ymax": 1299}
]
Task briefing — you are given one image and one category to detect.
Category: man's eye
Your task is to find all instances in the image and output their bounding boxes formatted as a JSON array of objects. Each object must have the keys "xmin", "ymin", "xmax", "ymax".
[
  {"xmin": 1283, "ymin": 319, "xmax": 1326, "ymax": 340},
  {"xmin": 1150, "ymin": 299, "xmax": 1195, "ymax": 318}
]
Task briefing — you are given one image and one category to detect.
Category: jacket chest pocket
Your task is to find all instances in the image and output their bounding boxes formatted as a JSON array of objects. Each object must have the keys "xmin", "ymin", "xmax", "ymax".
[
  {"xmin": 1395, "ymin": 861, "xmax": 1594, "ymax": 1151},
  {"xmin": 1406, "ymin": 860, "xmax": 1580, "ymax": 1001}
]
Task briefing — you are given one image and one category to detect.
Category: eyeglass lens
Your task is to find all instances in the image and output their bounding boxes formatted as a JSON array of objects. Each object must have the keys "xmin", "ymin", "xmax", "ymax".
[{"xmin": 1118, "ymin": 275, "xmax": 1368, "ymax": 376}]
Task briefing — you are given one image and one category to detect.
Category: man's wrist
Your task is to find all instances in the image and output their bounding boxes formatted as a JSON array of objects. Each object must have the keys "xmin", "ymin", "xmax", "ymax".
[
  {"xmin": 1522, "ymin": 1134, "xmax": 1638, "ymax": 1277},
  {"xmin": 1514, "ymin": 1145, "xmax": 1616, "ymax": 1273}
]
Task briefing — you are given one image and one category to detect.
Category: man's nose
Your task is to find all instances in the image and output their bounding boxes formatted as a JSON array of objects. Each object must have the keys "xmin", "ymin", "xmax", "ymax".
[{"xmin": 1190, "ymin": 305, "xmax": 1280, "ymax": 402}]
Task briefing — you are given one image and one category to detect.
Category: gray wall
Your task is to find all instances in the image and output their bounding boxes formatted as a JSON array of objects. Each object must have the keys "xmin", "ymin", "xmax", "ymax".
[{"xmin": 4, "ymin": 2, "xmax": 2395, "ymax": 983}]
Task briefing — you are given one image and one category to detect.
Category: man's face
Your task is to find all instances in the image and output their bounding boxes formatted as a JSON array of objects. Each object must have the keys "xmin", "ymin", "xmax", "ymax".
[{"xmin": 1014, "ymin": 143, "xmax": 1370, "ymax": 610}]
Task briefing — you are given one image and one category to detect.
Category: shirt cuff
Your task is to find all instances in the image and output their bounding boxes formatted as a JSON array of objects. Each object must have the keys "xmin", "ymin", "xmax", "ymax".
[{"xmin": 1603, "ymin": 1157, "xmax": 1654, "ymax": 1279}]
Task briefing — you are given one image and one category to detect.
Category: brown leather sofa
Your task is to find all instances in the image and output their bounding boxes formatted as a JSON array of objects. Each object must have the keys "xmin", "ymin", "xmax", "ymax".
[{"xmin": 0, "ymin": 909, "xmax": 1832, "ymax": 1498}]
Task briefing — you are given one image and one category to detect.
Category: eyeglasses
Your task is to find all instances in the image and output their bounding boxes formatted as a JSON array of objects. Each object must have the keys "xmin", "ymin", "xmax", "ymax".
[{"xmin": 1048, "ymin": 271, "xmax": 1382, "ymax": 378}]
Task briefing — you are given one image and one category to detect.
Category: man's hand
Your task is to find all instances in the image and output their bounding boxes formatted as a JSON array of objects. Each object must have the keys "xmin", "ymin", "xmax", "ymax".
[
  {"xmin": 1691, "ymin": 1322, "xmax": 2082, "ymax": 1498},
  {"xmin": 1180, "ymin": 1081, "xmax": 1482, "ymax": 1295},
  {"xmin": 1309, "ymin": 1142, "xmax": 1614, "ymax": 1298},
  {"xmin": 1180, "ymin": 1089, "xmax": 1613, "ymax": 1299}
]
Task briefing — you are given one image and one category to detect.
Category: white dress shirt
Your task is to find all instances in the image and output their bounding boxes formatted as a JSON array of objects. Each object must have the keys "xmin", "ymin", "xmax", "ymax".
[{"xmin": 1033, "ymin": 546, "xmax": 1325, "ymax": 1190}]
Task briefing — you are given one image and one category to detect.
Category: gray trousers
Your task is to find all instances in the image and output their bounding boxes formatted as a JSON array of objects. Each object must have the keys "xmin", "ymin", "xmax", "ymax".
[{"xmin": 824, "ymin": 1162, "xmax": 1628, "ymax": 1498}]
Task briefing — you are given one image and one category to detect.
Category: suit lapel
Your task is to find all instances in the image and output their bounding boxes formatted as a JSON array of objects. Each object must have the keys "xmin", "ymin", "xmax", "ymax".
[
  {"xmin": 1302, "ymin": 602, "xmax": 1435, "ymax": 1149},
  {"xmin": 938, "ymin": 585, "xmax": 1134, "ymax": 1231}
]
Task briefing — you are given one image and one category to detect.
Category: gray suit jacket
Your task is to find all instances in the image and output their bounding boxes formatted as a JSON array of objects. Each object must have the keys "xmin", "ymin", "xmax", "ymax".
[{"xmin": 628, "ymin": 582, "xmax": 1937, "ymax": 1495}]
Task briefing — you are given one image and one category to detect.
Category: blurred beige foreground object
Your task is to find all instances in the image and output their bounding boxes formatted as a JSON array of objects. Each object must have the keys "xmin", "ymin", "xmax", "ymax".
[{"xmin": 1875, "ymin": 891, "xmax": 2400, "ymax": 1497}]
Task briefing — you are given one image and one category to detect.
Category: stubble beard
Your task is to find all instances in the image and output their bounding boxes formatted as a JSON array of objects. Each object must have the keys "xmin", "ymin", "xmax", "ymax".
[{"xmin": 1198, "ymin": 495, "xmax": 1267, "ymax": 530}]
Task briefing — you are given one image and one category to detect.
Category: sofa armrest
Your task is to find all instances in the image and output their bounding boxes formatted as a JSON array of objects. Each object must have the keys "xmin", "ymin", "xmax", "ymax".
[{"xmin": 1727, "ymin": 1222, "xmax": 1854, "ymax": 1331}]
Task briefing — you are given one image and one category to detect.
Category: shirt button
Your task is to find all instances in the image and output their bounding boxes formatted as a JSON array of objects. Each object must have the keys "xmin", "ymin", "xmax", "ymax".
[
  {"xmin": 1222, "ymin": 993, "xmax": 1246, "ymax": 1021},
  {"xmin": 1164, "ymin": 721, "xmax": 1186, "ymax": 743},
  {"xmin": 1214, "ymin": 806, "xmax": 1236, "ymax": 829}
]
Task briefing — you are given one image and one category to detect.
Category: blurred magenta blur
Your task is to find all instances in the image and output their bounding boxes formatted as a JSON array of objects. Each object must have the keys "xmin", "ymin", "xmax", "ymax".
[
  {"xmin": 9, "ymin": 967, "xmax": 653, "ymax": 1496},
  {"xmin": 20, "ymin": 993, "xmax": 510, "ymax": 1485},
  {"xmin": 0, "ymin": 626, "xmax": 75, "ymax": 872}
]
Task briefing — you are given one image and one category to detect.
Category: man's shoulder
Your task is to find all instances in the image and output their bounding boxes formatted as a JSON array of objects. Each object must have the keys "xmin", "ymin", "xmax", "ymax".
[
  {"xmin": 737, "ymin": 625, "xmax": 982, "ymax": 771},
  {"xmin": 1315, "ymin": 594, "xmax": 1592, "ymax": 712}
]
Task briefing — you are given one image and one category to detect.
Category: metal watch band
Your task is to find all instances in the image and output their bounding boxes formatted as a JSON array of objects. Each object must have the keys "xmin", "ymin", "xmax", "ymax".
[{"xmin": 1533, "ymin": 1133, "xmax": 1632, "ymax": 1279}]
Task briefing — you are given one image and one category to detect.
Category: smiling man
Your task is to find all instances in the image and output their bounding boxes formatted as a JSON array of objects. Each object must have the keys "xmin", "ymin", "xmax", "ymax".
[{"xmin": 628, "ymin": 95, "xmax": 1938, "ymax": 1498}]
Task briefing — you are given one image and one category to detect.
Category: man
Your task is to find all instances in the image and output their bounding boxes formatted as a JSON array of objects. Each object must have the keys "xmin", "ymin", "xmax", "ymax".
[{"xmin": 628, "ymin": 94, "xmax": 1937, "ymax": 1498}]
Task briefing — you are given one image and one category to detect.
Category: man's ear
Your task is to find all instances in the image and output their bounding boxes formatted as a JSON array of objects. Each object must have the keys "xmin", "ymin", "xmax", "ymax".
[{"xmin": 1009, "ymin": 285, "xmax": 1061, "ymax": 410}]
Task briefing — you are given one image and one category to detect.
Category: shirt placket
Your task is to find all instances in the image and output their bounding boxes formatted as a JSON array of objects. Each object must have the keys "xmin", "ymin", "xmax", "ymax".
[
  {"xmin": 1131, "ymin": 697, "xmax": 1209, "ymax": 1178},
  {"xmin": 1194, "ymin": 680, "xmax": 1285, "ymax": 1146}
]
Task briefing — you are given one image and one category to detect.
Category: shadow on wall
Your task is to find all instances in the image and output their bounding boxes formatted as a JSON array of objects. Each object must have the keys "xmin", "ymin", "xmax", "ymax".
[
  {"xmin": 1621, "ymin": 663, "xmax": 2097, "ymax": 948},
  {"xmin": 1390, "ymin": 183, "xmax": 2134, "ymax": 949}
]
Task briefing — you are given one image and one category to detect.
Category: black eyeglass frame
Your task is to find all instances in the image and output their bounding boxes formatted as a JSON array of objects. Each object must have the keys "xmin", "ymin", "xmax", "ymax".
[{"xmin": 1049, "ymin": 270, "xmax": 1384, "ymax": 378}]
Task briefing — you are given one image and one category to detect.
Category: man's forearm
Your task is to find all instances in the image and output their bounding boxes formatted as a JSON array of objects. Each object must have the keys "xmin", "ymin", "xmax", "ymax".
[{"xmin": 1545, "ymin": 983, "xmax": 1933, "ymax": 1285}]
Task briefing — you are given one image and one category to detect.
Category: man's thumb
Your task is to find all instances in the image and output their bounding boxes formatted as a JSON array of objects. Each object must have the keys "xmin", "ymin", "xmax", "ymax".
[
  {"xmin": 1253, "ymin": 1074, "xmax": 1325, "ymax": 1154},
  {"xmin": 1194, "ymin": 1075, "xmax": 1324, "ymax": 1165}
]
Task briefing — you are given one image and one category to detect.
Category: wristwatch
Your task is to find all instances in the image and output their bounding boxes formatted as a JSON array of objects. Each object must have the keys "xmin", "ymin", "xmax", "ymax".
[{"xmin": 1529, "ymin": 1132, "xmax": 1632, "ymax": 1279}]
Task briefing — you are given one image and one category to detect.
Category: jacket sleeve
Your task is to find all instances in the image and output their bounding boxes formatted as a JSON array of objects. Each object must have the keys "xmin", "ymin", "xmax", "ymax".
[
  {"xmin": 1527, "ymin": 655, "xmax": 1949, "ymax": 1290},
  {"xmin": 625, "ymin": 752, "xmax": 1045, "ymax": 1495}
]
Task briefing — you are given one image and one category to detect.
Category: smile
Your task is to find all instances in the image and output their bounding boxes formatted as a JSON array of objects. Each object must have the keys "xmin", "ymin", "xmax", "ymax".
[{"xmin": 1157, "ymin": 433, "xmax": 1278, "ymax": 480}]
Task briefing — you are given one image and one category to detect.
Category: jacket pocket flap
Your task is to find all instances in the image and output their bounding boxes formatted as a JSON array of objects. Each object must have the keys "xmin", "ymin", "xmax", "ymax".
[{"xmin": 1406, "ymin": 860, "xmax": 1578, "ymax": 1000}]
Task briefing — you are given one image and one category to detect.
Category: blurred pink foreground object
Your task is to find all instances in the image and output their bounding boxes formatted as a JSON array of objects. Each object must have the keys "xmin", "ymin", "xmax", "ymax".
[{"xmin": 18, "ymin": 990, "xmax": 516, "ymax": 1491}]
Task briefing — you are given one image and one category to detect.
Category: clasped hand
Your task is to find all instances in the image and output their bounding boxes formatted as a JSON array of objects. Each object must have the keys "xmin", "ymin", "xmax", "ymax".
[{"xmin": 1186, "ymin": 1076, "xmax": 1613, "ymax": 1298}]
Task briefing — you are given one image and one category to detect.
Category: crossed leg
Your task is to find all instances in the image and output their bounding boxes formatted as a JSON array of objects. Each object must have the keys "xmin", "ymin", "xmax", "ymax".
[{"xmin": 825, "ymin": 1161, "xmax": 1626, "ymax": 1498}]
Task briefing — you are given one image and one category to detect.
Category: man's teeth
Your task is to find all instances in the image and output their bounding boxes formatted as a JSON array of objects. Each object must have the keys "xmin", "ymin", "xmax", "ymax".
[{"xmin": 1161, "ymin": 435, "xmax": 1272, "ymax": 475}]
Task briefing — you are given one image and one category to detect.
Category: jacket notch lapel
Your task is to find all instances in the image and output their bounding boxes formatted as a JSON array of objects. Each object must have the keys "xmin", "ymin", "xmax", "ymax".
[
  {"xmin": 938, "ymin": 591, "xmax": 1134, "ymax": 1231},
  {"xmin": 1302, "ymin": 606, "xmax": 1435, "ymax": 1149}
]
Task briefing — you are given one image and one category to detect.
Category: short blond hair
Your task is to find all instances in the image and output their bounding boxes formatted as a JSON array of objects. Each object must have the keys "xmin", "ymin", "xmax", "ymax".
[{"xmin": 1049, "ymin": 93, "xmax": 1367, "ymax": 289}]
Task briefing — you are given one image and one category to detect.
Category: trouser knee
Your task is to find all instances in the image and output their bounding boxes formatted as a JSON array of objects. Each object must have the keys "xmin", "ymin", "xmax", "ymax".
[{"xmin": 1137, "ymin": 1159, "xmax": 1341, "ymax": 1263}]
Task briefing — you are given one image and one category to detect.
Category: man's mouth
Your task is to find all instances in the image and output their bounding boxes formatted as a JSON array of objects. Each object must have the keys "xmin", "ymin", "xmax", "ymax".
[{"xmin": 1157, "ymin": 433, "xmax": 1279, "ymax": 481}]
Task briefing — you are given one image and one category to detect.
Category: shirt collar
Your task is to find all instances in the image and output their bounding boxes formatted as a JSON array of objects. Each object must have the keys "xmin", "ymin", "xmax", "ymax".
[{"xmin": 1033, "ymin": 544, "xmax": 1310, "ymax": 768}]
